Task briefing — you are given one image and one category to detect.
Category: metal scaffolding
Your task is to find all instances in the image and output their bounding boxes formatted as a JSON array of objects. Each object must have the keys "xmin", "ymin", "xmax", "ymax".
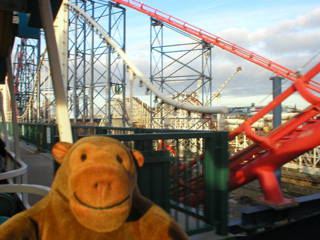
[
  {"xmin": 13, "ymin": 38, "xmax": 40, "ymax": 122},
  {"xmin": 149, "ymin": 18, "xmax": 214, "ymax": 130},
  {"xmin": 12, "ymin": 1, "xmax": 127, "ymax": 127},
  {"xmin": 67, "ymin": 0, "xmax": 127, "ymax": 126}
]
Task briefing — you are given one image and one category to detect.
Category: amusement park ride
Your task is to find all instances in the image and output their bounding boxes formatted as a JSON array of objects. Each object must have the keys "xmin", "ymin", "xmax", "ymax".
[
  {"xmin": 1, "ymin": 0, "xmax": 320, "ymax": 238},
  {"xmin": 95, "ymin": 0, "xmax": 320, "ymax": 208}
]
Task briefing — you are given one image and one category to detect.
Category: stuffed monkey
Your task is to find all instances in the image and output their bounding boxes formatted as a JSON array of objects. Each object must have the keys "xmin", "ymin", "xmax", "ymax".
[{"xmin": 0, "ymin": 136, "xmax": 189, "ymax": 239}]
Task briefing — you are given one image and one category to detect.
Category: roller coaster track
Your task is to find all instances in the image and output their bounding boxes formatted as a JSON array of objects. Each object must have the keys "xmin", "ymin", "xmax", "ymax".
[
  {"xmin": 228, "ymin": 63, "xmax": 320, "ymax": 206},
  {"xmin": 111, "ymin": 0, "xmax": 320, "ymax": 207},
  {"xmin": 65, "ymin": 2, "xmax": 227, "ymax": 115},
  {"xmin": 110, "ymin": 0, "xmax": 299, "ymax": 81}
]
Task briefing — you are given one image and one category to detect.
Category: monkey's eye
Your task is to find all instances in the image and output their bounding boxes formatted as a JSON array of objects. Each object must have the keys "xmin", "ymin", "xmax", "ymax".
[
  {"xmin": 81, "ymin": 154, "xmax": 87, "ymax": 161},
  {"xmin": 117, "ymin": 155, "xmax": 123, "ymax": 164}
]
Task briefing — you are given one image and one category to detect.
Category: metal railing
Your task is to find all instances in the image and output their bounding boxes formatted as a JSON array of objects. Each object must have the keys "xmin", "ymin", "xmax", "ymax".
[
  {"xmin": 17, "ymin": 123, "xmax": 229, "ymax": 236},
  {"xmin": 0, "ymin": 133, "xmax": 50, "ymax": 209}
]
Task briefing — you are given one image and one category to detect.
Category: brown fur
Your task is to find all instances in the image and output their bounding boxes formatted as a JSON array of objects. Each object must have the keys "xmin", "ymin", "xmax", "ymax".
[{"xmin": 0, "ymin": 136, "xmax": 189, "ymax": 239}]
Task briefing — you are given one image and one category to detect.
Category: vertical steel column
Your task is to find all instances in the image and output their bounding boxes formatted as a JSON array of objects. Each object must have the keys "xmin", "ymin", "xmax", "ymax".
[
  {"xmin": 121, "ymin": 8, "xmax": 127, "ymax": 127},
  {"xmin": 89, "ymin": 2, "xmax": 94, "ymax": 124},
  {"xmin": 202, "ymin": 42, "xmax": 212, "ymax": 106},
  {"xmin": 73, "ymin": 1, "xmax": 79, "ymax": 124},
  {"xmin": 271, "ymin": 76, "xmax": 283, "ymax": 184},
  {"xmin": 150, "ymin": 19, "xmax": 164, "ymax": 127},
  {"xmin": 107, "ymin": 3, "xmax": 112, "ymax": 127},
  {"xmin": 160, "ymin": 21, "xmax": 164, "ymax": 128},
  {"xmin": 271, "ymin": 76, "xmax": 282, "ymax": 128},
  {"xmin": 82, "ymin": 2, "xmax": 87, "ymax": 124},
  {"xmin": 37, "ymin": 40, "xmax": 41, "ymax": 123}
]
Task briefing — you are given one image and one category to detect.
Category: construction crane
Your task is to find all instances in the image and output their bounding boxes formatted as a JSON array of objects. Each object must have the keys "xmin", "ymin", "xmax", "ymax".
[{"xmin": 205, "ymin": 66, "xmax": 242, "ymax": 106}]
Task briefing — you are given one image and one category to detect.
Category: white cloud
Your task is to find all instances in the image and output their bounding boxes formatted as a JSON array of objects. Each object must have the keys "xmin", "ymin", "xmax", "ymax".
[
  {"xmin": 125, "ymin": 5, "xmax": 320, "ymax": 109},
  {"xmin": 296, "ymin": 7, "xmax": 320, "ymax": 29},
  {"xmin": 219, "ymin": 7, "xmax": 320, "ymax": 57}
]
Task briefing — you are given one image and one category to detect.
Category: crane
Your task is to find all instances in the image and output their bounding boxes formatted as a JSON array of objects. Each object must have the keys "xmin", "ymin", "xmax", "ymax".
[{"xmin": 205, "ymin": 66, "xmax": 241, "ymax": 106}]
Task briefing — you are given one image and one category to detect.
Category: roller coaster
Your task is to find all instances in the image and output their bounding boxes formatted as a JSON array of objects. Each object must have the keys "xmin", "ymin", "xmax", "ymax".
[
  {"xmin": 1, "ymin": 0, "xmax": 320, "ymax": 238},
  {"xmin": 89, "ymin": 0, "xmax": 320, "ymax": 207}
]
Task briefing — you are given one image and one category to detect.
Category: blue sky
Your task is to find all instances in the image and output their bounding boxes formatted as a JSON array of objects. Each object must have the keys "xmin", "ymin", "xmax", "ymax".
[
  {"xmin": 120, "ymin": 0, "xmax": 320, "ymax": 109},
  {"xmin": 127, "ymin": 0, "xmax": 319, "ymax": 31}
]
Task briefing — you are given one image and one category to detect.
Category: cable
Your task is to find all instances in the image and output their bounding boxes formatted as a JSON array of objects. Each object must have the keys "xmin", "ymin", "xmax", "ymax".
[
  {"xmin": 297, "ymin": 49, "xmax": 320, "ymax": 73},
  {"xmin": 257, "ymin": 78, "xmax": 289, "ymax": 106}
]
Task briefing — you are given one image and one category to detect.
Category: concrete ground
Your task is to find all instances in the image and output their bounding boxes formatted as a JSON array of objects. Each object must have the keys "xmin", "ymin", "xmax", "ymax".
[{"xmin": 19, "ymin": 142, "xmax": 54, "ymax": 205}]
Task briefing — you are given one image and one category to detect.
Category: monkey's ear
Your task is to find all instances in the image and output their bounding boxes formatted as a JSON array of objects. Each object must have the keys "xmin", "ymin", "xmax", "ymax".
[
  {"xmin": 131, "ymin": 149, "xmax": 144, "ymax": 168},
  {"xmin": 52, "ymin": 142, "xmax": 73, "ymax": 164}
]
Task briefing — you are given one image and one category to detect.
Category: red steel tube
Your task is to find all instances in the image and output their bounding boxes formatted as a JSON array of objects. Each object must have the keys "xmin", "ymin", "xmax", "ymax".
[{"xmin": 111, "ymin": 0, "xmax": 298, "ymax": 81}]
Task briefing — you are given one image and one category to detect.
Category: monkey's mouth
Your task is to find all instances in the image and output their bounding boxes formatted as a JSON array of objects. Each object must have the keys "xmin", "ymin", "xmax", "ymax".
[{"xmin": 74, "ymin": 193, "xmax": 130, "ymax": 210}]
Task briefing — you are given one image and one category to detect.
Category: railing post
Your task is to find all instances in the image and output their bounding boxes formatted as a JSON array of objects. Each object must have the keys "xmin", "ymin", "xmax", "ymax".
[
  {"xmin": 204, "ymin": 132, "xmax": 229, "ymax": 235},
  {"xmin": 204, "ymin": 136, "xmax": 215, "ymax": 227},
  {"xmin": 38, "ymin": 124, "xmax": 43, "ymax": 151},
  {"xmin": 214, "ymin": 132, "xmax": 229, "ymax": 235}
]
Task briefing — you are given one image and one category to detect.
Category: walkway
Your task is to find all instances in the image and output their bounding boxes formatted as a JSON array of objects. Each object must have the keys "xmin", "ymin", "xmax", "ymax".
[{"xmin": 19, "ymin": 141, "xmax": 54, "ymax": 205}]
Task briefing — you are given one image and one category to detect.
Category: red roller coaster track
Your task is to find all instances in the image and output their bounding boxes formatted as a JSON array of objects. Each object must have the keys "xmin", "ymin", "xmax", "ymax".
[
  {"xmin": 111, "ymin": 0, "xmax": 299, "ymax": 81},
  {"xmin": 112, "ymin": 0, "xmax": 320, "ymax": 207}
]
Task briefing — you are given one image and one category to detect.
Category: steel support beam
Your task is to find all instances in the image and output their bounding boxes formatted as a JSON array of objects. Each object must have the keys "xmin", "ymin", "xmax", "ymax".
[
  {"xmin": 38, "ymin": 0, "xmax": 73, "ymax": 143},
  {"xmin": 271, "ymin": 76, "xmax": 283, "ymax": 184},
  {"xmin": 150, "ymin": 18, "xmax": 214, "ymax": 130},
  {"xmin": 229, "ymin": 193, "xmax": 320, "ymax": 236}
]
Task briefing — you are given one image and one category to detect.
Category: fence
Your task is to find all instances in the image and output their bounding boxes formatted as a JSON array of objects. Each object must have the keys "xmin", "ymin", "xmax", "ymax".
[{"xmin": 17, "ymin": 123, "xmax": 229, "ymax": 236}]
